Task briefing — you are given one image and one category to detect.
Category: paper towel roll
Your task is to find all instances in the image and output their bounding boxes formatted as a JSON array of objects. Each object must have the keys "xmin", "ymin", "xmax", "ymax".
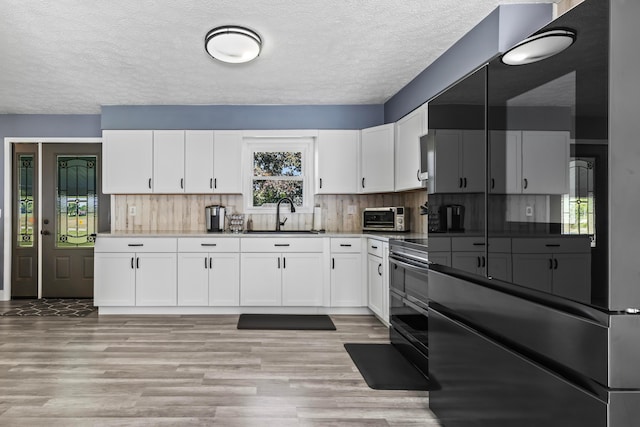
[{"xmin": 313, "ymin": 207, "xmax": 322, "ymax": 231}]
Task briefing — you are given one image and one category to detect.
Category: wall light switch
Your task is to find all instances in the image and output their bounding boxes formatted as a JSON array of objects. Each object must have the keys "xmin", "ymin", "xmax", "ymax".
[
  {"xmin": 129, "ymin": 206, "xmax": 137, "ymax": 216},
  {"xmin": 525, "ymin": 205, "xmax": 534, "ymax": 217},
  {"xmin": 347, "ymin": 205, "xmax": 356, "ymax": 215}
]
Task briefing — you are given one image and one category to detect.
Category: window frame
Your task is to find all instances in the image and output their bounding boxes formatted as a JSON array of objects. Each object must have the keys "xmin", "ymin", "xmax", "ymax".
[{"xmin": 242, "ymin": 137, "xmax": 315, "ymax": 214}]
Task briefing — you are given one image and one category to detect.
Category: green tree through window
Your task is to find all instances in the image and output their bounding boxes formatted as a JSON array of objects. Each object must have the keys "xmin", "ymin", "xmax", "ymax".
[{"xmin": 252, "ymin": 151, "xmax": 303, "ymax": 207}]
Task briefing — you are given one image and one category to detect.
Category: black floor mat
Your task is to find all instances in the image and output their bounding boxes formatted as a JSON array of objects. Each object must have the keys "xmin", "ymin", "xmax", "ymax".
[
  {"xmin": 1, "ymin": 298, "xmax": 96, "ymax": 317},
  {"xmin": 237, "ymin": 314, "xmax": 336, "ymax": 330},
  {"xmin": 345, "ymin": 343, "xmax": 432, "ymax": 390}
]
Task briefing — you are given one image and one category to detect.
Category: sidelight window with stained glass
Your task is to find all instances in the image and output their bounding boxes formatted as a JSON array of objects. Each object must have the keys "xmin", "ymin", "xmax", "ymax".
[
  {"xmin": 17, "ymin": 155, "xmax": 35, "ymax": 247},
  {"xmin": 57, "ymin": 156, "xmax": 98, "ymax": 248}
]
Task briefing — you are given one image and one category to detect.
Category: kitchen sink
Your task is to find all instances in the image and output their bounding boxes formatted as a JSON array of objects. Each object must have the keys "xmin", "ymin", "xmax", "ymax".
[{"xmin": 244, "ymin": 230, "xmax": 319, "ymax": 234}]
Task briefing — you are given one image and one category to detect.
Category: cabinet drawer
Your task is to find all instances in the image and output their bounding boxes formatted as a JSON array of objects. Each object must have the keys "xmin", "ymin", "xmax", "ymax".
[
  {"xmin": 241, "ymin": 237, "xmax": 323, "ymax": 253},
  {"xmin": 330, "ymin": 238, "xmax": 362, "ymax": 253},
  {"xmin": 95, "ymin": 237, "xmax": 177, "ymax": 253},
  {"xmin": 451, "ymin": 237, "xmax": 511, "ymax": 253},
  {"xmin": 427, "ymin": 236, "xmax": 451, "ymax": 252},
  {"xmin": 512, "ymin": 237, "xmax": 591, "ymax": 254},
  {"xmin": 178, "ymin": 237, "xmax": 240, "ymax": 252},
  {"xmin": 367, "ymin": 239, "xmax": 384, "ymax": 257}
]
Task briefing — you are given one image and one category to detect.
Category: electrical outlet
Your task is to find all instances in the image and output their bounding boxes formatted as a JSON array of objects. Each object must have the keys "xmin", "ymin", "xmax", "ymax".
[
  {"xmin": 347, "ymin": 205, "xmax": 356, "ymax": 215},
  {"xmin": 525, "ymin": 205, "xmax": 533, "ymax": 217},
  {"xmin": 129, "ymin": 206, "xmax": 137, "ymax": 216}
]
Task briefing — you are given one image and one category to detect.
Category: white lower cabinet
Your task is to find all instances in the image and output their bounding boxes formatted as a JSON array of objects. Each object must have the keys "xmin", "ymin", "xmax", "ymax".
[
  {"xmin": 367, "ymin": 238, "xmax": 389, "ymax": 322},
  {"xmin": 177, "ymin": 253, "xmax": 240, "ymax": 306},
  {"xmin": 240, "ymin": 252, "xmax": 323, "ymax": 306},
  {"xmin": 94, "ymin": 237, "xmax": 178, "ymax": 307},
  {"xmin": 330, "ymin": 238, "xmax": 365, "ymax": 307}
]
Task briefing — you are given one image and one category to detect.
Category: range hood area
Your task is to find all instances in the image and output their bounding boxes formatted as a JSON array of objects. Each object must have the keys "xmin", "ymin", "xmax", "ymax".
[{"xmin": 425, "ymin": 1, "xmax": 640, "ymax": 425}]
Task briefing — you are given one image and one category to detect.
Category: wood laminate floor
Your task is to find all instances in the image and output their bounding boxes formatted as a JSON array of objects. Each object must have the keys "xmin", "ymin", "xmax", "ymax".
[{"xmin": 0, "ymin": 311, "xmax": 441, "ymax": 426}]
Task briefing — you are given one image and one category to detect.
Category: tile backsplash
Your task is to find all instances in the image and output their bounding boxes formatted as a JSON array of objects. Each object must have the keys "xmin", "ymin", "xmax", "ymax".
[{"xmin": 111, "ymin": 190, "xmax": 429, "ymax": 234}]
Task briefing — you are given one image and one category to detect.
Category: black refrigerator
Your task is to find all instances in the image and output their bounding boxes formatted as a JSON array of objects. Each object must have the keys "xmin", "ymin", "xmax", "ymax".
[{"xmin": 425, "ymin": 0, "xmax": 640, "ymax": 425}]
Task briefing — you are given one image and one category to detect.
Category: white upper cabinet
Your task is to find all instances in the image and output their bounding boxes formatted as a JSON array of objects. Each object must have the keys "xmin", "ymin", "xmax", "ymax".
[
  {"xmin": 213, "ymin": 131, "xmax": 243, "ymax": 194},
  {"xmin": 185, "ymin": 130, "xmax": 214, "ymax": 193},
  {"xmin": 315, "ymin": 130, "xmax": 359, "ymax": 194},
  {"xmin": 360, "ymin": 123, "xmax": 395, "ymax": 193},
  {"xmin": 153, "ymin": 130, "xmax": 185, "ymax": 193},
  {"xmin": 490, "ymin": 130, "xmax": 569, "ymax": 194},
  {"xmin": 395, "ymin": 104, "xmax": 428, "ymax": 191},
  {"xmin": 102, "ymin": 130, "xmax": 154, "ymax": 194},
  {"xmin": 426, "ymin": 129, "xmax": 485, "ymax": 193}
]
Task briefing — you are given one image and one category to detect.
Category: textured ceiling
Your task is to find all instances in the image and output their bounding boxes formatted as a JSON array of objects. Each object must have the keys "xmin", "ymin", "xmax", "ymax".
[{"xmin": 0, "ymin": 0, "xmax": 560, "ymax": 114}]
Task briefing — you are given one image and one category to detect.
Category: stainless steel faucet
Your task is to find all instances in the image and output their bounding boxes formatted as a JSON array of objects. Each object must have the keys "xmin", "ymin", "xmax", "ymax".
[{"xmin": 275, "ymin": 197, "xmax": 296, "ymax": 231}]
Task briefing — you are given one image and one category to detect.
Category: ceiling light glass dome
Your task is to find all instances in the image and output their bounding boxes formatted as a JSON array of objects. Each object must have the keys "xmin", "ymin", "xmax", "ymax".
[{"xmin": 205, "ymin": 26, "xmax": 262, "ymax": 64}]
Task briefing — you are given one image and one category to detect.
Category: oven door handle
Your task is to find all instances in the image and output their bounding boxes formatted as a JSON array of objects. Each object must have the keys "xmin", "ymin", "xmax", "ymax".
[
  {"xmin": 389, "ymin": 254, "xmax": 430, "ymax": 274},
  {"xmin": 403, "ymin": 297, "xmax": 429, "ymax": 316}
]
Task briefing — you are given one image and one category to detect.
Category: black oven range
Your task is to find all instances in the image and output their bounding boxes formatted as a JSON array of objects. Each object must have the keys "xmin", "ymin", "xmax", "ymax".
[{"xmin": 388, "ymin": 238, "xmax": 430, "ymax": 376}]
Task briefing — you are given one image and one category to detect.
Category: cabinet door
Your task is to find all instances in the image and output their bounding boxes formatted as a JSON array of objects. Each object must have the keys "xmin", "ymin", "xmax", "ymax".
[
  {"xmin": 209, "ymin": 253, "xmax": 240, "ymax": 306},
  {"xmin": 428, "ymin": 251, "xmax": 452, "ymax": 267},
  {"xmin": 135, "ymin": 253, "xmax": 178, "ymax": 306},
  {"xmin": 489, "ymin": 131, "xmax": 521, "ymax": 194},
  {"xmin": 282, "ymin": 253, "xmax": 323, "ymax": 306},
  {"xmin": 153, "ymin": 130, "xmax": 185, "ymax": 193},
  {"xmin": 512, "ymin": 253, "xmax": 553, "ymax": 293},
  {"xmin": 487, "ymin": 253, "xmax": 512, "ymax": 282},
  {"xmin": 461, "ymin": 130, "xmax": 485, "ymax": 192},
  {"xmin": 177, "ymin": 253, "xmax": 209, "ymax": 306},
  {"xmin": 552, "ymin": 253, "xmax": 591, "ymax": 303},
  {"xmin": 213, "ymin": 131, "xmax": 243, "ymax": 193},
  {"xmin": 451, "ymin": 251, "xmax": 483, "ymax": 276},
  {"xmin": 185, "ymin": 130, "xmax": 214, "ymax": 193},
  {"xmin": 367, "ymin": 254, "xmax": 384, "ymax": 317},
  {"xmin": 522, "ymin": 131, "xmax": 569, "ymax": 194},
  {"xmin": 432, "ymin": 129, "xmax": 462, "ymax": 193},
  {"xmin": 240, "ymin": 253, "xmax": 282, "ymax": 306},
  {"xmin": 330, "ymin": 253, "xmax": 363, "ymax": 307},
  {"xmin": 395, "ymin": 106, "xmax": 426, "ymax": 191},
  {"xmin": 102, "ymin": 130, "xmax": 153, "ymax": 194},
  {"xmin": 316, "ymin": 130, "xmax": 359, "ymax": 194},
  {"xmin": 94, "ymin": 252, "xmax": 136, "ymax": 306},
  {"xmin": 360, "ymin": 123, "xmax": 395, "ymax": 193}
]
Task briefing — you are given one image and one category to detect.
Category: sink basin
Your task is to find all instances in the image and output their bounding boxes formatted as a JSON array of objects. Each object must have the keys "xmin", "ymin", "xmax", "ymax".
[{"xmin": 244, "ymin": 230, "xmax": 319, "ymax": 234}]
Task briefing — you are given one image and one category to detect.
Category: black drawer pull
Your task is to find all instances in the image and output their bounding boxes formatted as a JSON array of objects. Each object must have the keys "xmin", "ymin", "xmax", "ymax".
[
  {"xmin": 274, "ymin": 244, "xmax": 290, "ymax": 247},
  {"xmin": 128, "ymin": 243, "xmax": 144, "ymax": 247},
  {"xmin": 545, "ymin": 244, "xmax": 561, "ymax": 247},
  {"xmin": 371, "ymin": 245, "xmax": 378, "ymax": 249},
  {"xmin": 201, "ymin": 243, "xmax": 217, "ymax": 247},
  {"xmin": 340, "ymin": 244, "xmax": 352, "ymax": 247},
  {"xmin": 472, "ymin": 242, "xmax": 485, "ymax": 246}
]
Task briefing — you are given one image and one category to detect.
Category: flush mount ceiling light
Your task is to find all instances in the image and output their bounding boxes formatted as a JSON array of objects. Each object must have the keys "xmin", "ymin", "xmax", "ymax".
[
  {"xmin": 502, "ymin": 29, "xmax": 576, "ymax": 66},
  {"xmin": 205, "ymin": 26, "xmax": 262, "ymax": 64}
]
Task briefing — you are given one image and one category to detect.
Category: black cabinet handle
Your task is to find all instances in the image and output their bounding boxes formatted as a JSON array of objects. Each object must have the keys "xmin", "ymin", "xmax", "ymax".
[
  {"xmin": 136, "ymin": 257, "xmax": 140, "ymax": 269},
  {"xmin": 362, "ymin": 177, "xmax": 365, "ymax": 188},
  {"xmin": 277, "ymin": 257, "xmax": 280, "ymax": 269},
  {"xmin": 491, "ymin": 178, "xmax": 495, "ymax": 189},
  {"xmin": 204, "ymin": 257, "xmax": 208, "ymax": 269},
  {"xmin": 201, "ymin": 243, "xmax": 217, "ymax": 247},
  {"xmin": 477, "ymin": 256, "xmax": 481, "ymax": 268},
  {"xmin": 214, "ymin": 178, "xmax": 217, "ymax": 189},
  {"xmin": 180, "ymin": 178, "xmax": 184, "ymax": 189},
  {"xmin": 371, "ymin": 245, "xmax": 378, "ymax": 249},
  {"xmin": 416, "ymin": 169, "xmax": 421, "ymax": 181},
  {"xmin": 459, "ymin": 177, "xmax": 463, "ymax": 188},
  {"xmin": 319, "ymin": 178, "xmax": 323, "ymax": 189},
  {"xmin": 378, "ymin": 263, "xmax": 382, "ymax": 276},
  {"xmin": 148, "ymin": 178, "xmax": 152, "ymax": 189},
  {"xmin": 128, "ymin": 243, "xmax": 144, "ymax": 247},
  {"xmin": 549, "ymin": 258, "xmax": 553, "ymax": 270},
  {"xmin": 332, "ymin": 258, "xmax": 335, "ymax": 269},
  {"xmin": 210, "ymin": 178, "xmax": 213, "ymax": 189},
  {"xmin": 283, "ymin": 257, "xmax": 286, "ymax": 269},
  {"xmin": 274, "ymin": 244, "xmax": 290, "ymax": 247},
  {"xmin": 524, "ymin": 178, "xmax": 528, "ymax": 189},
  {"xmin": 463, "ymin": 177, "xmax": 467, "ymax": 188},
  {"xmin": 210, "ymin": 257, "xmax": 213, "ymax": 269},
  {"xmin": 340, "ymin": 244, "xmax": 352, "ymax": 247},
  {"xmin": 482, "ymin": 256, "xmax": 486, "ymax": 268},
  {"xmin": 472, "ymin": 242, "xmax": 485, "ymax": 246},
  {"xmin": 131, "ymin": 257, "xmax": 134, "ymax": 269},
  {"xmin": 545, "ymin": 244, "xmax": 561, "ymax": 247},
  {"xmin": 554, "ymin": 258, "xmax": 558, "ymax": 270}
]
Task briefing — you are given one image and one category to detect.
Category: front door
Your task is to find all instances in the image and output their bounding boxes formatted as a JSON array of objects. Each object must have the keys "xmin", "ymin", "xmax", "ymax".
[{"xmin": 40, "ymin": 143, "xmax": 109, "ymax": 297}]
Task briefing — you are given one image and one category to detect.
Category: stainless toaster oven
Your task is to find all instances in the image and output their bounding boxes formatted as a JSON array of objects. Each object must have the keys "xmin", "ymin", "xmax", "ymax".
[{"xmin": 362, "ymin": 207, "xmax": 408, "ymax": 232}]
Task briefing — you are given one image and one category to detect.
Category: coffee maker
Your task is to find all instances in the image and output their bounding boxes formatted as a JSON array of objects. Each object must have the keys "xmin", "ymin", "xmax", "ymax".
[
  {"xmin": 205, "ymin": 205, "xmax": 226, "ymax": 232},
  {"xmin": 439, "ymin": 204, "xmax": 465, "ymax": 232}
]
